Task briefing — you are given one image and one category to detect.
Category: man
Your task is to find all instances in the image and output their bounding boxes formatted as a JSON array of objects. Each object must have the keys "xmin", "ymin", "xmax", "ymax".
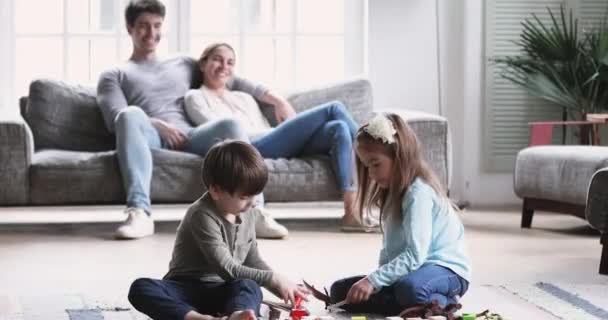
[{"xmin": 97, "ymin": 0, "xmax": 293, "ymax": 240}]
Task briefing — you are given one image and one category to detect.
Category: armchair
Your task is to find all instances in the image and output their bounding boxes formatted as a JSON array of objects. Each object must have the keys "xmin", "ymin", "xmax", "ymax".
[{"xmin": 514, "ymin": 120, "xmax": 608, "ymax": 275}]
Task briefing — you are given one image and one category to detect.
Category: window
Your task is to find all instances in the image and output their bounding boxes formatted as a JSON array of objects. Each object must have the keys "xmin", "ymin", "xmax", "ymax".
[
  {"xmin": 1, "ymin": 0, "xmax": 365, "ymax": 115},
  {"xmin": 12, "ymin": 0, "xmax": 172, "ymax": 98},
  {"xmin": 484, "ymin": 0, "xmax": 608, "ymax": 172},
  {"xmin": 187, "ymin": 0, "xmax": 358, "ymax": 91}
]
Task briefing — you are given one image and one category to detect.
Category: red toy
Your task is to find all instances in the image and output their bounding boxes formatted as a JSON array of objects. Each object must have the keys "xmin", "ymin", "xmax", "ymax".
[{"xmin": 290, "ymin": 296, "xmax": 309, "ymax": 320}]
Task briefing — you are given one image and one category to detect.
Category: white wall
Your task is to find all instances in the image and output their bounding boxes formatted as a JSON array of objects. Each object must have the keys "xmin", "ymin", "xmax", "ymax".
[
  {"xmin": 0, "ymin": 1, "xmax": 14, "ymax": 118},
  {"xmin": 455, "ymin": 0, "xmax": 518, "ymax": 206},
  {"xmin": 369, "ymin": 0, "xmax": 519, "ymax": 206},
  {"xmin": 368, "ymin": 0, "xmax": 439, "ymax": 114}
]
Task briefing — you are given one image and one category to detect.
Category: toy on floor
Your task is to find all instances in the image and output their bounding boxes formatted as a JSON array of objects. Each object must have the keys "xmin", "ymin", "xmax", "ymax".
[
  {"xmin": 291, "ymin": 296, "xmax": 309, "ymax": 320},
  {"xmin": 398, "ymin": 300, "xmax": 462, "ymax": 319},
  {"xmin": 262, "ymin": 296, "xmax": 311, "ymax": 320},
  {"xmin": 302, "ymin": 280, "xmax": 332, "ymax": 310},
  {"xmin": 459, "ymin": 310, "xmax": 504, "ymax": 320}
]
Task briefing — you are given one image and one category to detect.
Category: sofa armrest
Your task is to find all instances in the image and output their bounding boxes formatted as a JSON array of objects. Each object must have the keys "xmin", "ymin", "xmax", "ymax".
[
  {"xmin": 375, "ymin": 108, "xmax": 452, "ymax": 192},
  {"xmin": 587, "ymin": 167, "xmax": 608, "ymax": 233},
  {"xmin": 0, "ymin": 117, "xmax": 33, "ymax": 204},
  {"xmin": 285, "ymin": 77, "xmax": 374, "ymax": 126}
]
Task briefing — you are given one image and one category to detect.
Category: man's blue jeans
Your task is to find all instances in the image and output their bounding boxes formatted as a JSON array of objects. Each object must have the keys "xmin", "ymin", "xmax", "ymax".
[
  {"xmin": 114, "ymin": 107, "xmax": 249, "ymax": 214},
  {"xmin": 128, "ymin": 277, "xmax": 263, "ymax": 320},
  {"xmin": 329, "ymin": 264, "xmax": 469, "ymax": 315},
  {"xmin": 252, "ymin": 100, "xmax": 358, "ymax": 191}
]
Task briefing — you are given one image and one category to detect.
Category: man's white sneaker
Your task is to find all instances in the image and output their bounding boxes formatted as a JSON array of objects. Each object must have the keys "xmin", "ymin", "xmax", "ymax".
[
  {"xmin": 254, "ymin": 208, "xmax": 288, "ymax": 239},
  {"xmin": 115, "ymin": 207, "xmax": 154, "ymax": 239}
]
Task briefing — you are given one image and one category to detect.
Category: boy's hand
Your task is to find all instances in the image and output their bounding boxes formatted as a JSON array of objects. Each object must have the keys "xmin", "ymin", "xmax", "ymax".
[
  {"xmin": 270, "ymin": 273, "xmax": 310, "ymax": 305},
  {"xmin": 345, "ymin": 277, "xmax": 374, "ymax": 304}
]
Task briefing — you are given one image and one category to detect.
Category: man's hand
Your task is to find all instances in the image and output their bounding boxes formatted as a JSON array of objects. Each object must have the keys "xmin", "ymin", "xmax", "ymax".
[
  {"xmin": 260, "ymin": 91, "xmax": 296, "ymax": 124},
  {"xmin": 273, "ymin": 101, "xmax": 296, "ymax": 124},
  {"xmin": 150, "ymin": 118, "xmax": 188, "ymax": 149},
  {"xmin": 345, "ymin": 277, "xmax": 374, "ymax": 304},
  {"xmin": 270, "ymin": 273, "xmax": 310, "ymax": 305}
]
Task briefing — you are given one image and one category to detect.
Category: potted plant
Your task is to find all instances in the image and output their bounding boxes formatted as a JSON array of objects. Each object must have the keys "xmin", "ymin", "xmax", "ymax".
[{"xmin": 493, "ymin": 5, "xmax": 608, "ymax": 143}]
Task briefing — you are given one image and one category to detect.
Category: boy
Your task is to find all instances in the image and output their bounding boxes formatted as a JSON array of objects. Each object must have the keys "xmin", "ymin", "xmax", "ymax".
[{"xmin": 128, "ymin": 140, "xmax": 308, "ymax": 320}]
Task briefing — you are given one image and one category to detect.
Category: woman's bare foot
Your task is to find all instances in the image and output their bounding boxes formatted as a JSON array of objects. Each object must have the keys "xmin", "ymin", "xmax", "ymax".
[{"xmin": 341, "ymin": 191, "xmax": 380, "ymax": 232}]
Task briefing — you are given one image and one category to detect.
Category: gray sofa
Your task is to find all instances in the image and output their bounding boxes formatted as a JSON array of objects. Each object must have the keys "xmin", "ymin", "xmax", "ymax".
[{"xmin": 0, "ymin": 78, "xmax": 451, "ymax": 206}]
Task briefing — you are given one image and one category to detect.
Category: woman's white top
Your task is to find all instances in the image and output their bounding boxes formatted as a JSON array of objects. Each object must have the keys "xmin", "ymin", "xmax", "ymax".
[{"xmin": 185, "ymin": 85, "xmax": 272, "ymax": 139}]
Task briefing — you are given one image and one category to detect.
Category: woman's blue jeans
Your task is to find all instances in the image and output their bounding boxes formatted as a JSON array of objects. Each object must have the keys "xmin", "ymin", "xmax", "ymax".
[
  {"xmin": 329, "ymin": 264, "xmax": 469, "ymax": 315},
  {"xmin": 252, "ymin": 100, "xmax": 358, "ymax": 191},
  {"xmin": 114, "ymin": 107, "xmax": 249, "ymax": 214}
]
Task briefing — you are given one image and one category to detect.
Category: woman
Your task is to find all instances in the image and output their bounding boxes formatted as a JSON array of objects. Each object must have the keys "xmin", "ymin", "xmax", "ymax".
[{"xmin": 184, "ymin": 43, "xmax": 374, "ymax": 231}]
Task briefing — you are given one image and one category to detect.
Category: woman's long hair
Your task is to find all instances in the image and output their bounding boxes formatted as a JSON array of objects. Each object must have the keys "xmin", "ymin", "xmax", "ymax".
[{"xmin": 355, "ymin": 113, "xmax": 447, "ymax": 223}]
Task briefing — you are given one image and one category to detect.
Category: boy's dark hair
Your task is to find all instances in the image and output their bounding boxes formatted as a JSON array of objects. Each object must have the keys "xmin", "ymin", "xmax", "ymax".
[
  {"xmin": 202, "ymin": 140, "xmax": 268, "ymax": 196},
  {"xmin": 125, "ymin": 0, "xmax": 166, "ymax": 27}
]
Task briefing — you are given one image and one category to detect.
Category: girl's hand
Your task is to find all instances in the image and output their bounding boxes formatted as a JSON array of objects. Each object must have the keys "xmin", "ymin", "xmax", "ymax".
[{"xmin": 345, "ymin": 277, "xmax": 374, "ymax": 304}]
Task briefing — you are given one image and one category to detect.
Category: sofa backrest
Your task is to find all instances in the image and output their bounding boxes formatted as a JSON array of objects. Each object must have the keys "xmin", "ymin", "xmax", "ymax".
[
  {"xmin": 21, "ymin": 79, "xmax": 115, "ymax": 152},
  {"xmin": 20, "ymin": 77, "xmax": 374, "ymax": 152},
  {"xmin": 287, "ymin": 77, "xmax": 373, "ymax": 125}
]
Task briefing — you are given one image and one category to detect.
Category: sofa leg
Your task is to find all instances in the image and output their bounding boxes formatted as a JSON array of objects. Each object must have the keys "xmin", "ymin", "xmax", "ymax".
[
  {"xmin": 601, "ymin": 233, "xmax": 608, "ymax": 275},
  {"xmin": 521, "ymin": 199, "xmax": 534, "ymax": 228}
]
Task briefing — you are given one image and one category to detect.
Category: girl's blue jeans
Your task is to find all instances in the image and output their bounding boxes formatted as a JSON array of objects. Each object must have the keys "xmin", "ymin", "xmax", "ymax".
[{"xmin": 330, "ymin": 264, "xmax": 469, "ymax": 315}]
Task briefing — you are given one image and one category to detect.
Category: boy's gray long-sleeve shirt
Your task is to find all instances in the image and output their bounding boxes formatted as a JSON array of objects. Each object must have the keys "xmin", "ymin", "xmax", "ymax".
[
  {"xmin": 96, "ymin": 56, "xmax": 269, "ymax": 133},
  {"xmin": 164, "ymin": 193, "xmax": 273, "ymax": 287}
]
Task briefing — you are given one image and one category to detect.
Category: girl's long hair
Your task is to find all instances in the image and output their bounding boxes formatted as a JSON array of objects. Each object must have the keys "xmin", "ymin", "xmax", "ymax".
[{"xmin": 355, "ymin": 113, "xmax": 447, "ymax": 223}]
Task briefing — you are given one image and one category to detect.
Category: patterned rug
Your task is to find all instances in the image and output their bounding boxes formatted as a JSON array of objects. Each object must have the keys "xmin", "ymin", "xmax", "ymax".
[
  {"xmin": 2, "ymin": 283, "xmax": 607, "ymax": 320},
  {"xmin": 496, "ymin": 282, "xmax": 608, "ymax": 320}
]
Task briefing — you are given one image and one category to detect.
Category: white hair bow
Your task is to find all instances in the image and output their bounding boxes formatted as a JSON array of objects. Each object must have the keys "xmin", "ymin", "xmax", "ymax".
[{"xmin": 364, "ymin": 114, "xmax": 396, "ymax": 144}]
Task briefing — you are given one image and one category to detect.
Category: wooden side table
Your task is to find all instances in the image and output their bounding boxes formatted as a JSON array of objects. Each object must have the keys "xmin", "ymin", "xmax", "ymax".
[
  {"xmin": 528, "ymin": 120, "xmax": 595, "ymax": 146},
  {"xmin": 586, "ymin": 113, "xmax": 608, "ymax": 145}
]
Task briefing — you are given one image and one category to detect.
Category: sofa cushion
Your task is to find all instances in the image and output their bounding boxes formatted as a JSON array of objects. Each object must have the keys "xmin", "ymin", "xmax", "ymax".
[
  {"xmin": 265, "ymin": 156, "xmax": 342, "ymax": 202},
  {"xmin": 23, "ymin": 79, "xmax": 114, "ymax": 152},
  {"xmin": 514, "ymin": 146, "xmax": 608, "ymax": 205},
  {"xmin": 29, "ymin": 150, "xmax": 341, "ymax": 204}
]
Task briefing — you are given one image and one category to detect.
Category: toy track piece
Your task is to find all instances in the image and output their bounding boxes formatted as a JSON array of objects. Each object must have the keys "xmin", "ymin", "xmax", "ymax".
[{"xmin": 302, "ymin": 280, "xmax": 331, "ymax": 305}]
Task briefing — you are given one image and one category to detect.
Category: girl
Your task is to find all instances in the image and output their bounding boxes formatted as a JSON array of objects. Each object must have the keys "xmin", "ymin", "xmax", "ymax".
[
  {"xmin": 329, "ymin": 113, "xmax": 471, "ymax": 315},
  {"xmin": 184, "ymin": 43, "xmax": 376, "ymax": 232}
]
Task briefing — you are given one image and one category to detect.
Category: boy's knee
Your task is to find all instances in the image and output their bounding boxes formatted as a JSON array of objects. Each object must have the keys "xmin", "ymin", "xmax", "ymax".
[
  {"xmin": 128, "ymin": 278, "xmax": 155, "ymax": 306},
  {"xmin": 235, "ymin": 279, "xmax": 262, "ymax": 296}
]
